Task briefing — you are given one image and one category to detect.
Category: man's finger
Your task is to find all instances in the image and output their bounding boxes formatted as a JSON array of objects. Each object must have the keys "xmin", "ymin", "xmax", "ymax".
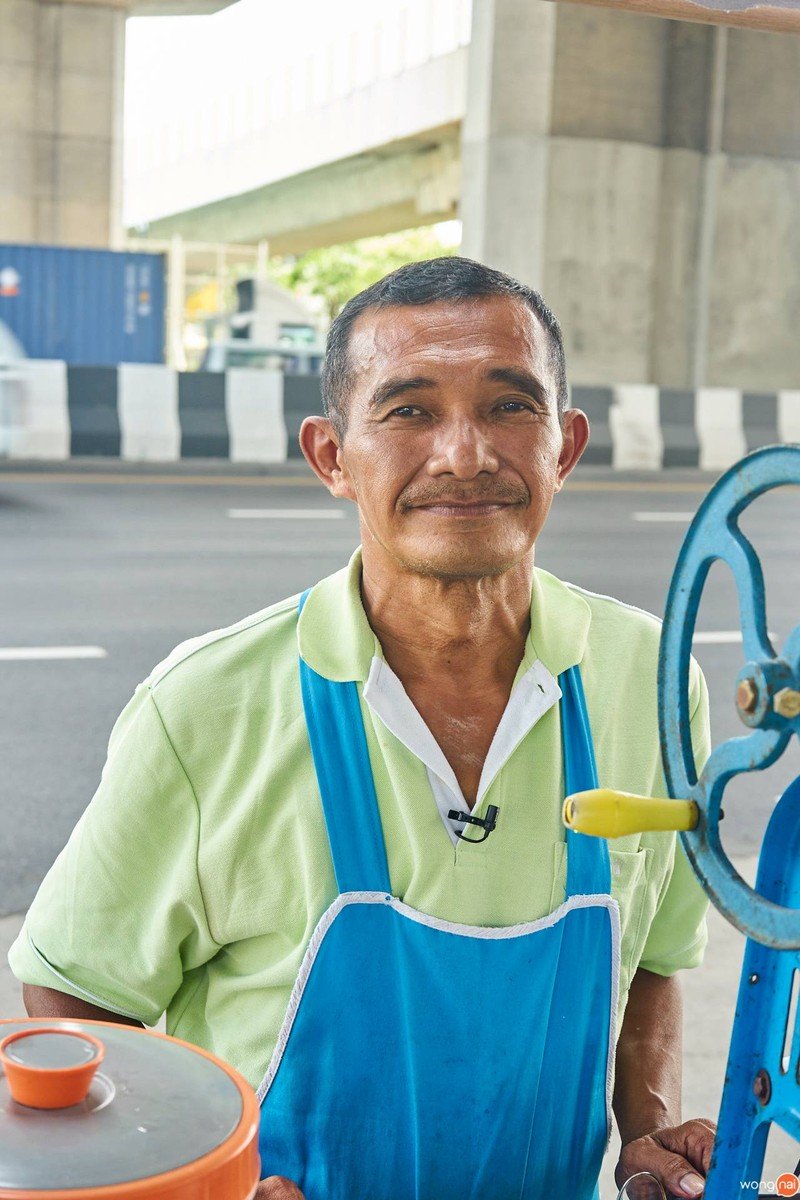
[
  {"xmin": 255, "ymin": 1176, "xmax": 306, "ymax": 1199},
  {"xmin": 651, "ymin": 1151, "xmax": 704, "ymax": 1197},
  {"xmin": 618, "ymin": 1119, "xmax": 717, "ymax": 1198},
  {"xmin": 691, "ymin": 1119, "xmax": 718, "ymax": 1172},
  {"xmin": 654, "ymin": 1118, "xmax": 717, "ymax": 1182},
  {"xmin": 618, "ymin": 1142, "xmax": 704, "ymax": 1197}
]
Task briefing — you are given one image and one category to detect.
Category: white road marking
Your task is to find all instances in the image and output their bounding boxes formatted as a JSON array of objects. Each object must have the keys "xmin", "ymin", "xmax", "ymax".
[
  {"xmin": 227, "ymin": 508, "xmax": 346, "ymax": 520},
  {"xmin": 692, "ymin": 631, "xmax": 778, "ymax": 645},
  {"xmin": 632, "ymin": 511, "xmax": 696, "ymax": 522},
  {"xmin": 0, "ymin": 646, "xmax": 107, "ymax": 661}
]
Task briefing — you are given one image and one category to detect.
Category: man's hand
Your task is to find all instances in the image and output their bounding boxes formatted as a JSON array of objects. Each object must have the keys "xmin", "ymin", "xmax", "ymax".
[
  {"xmin": 615, "ymin": 1118, "xmax": 717, "ymax": 1197},
  {"xmin": 254, "ymin": 1177, "xmax": 305, "ymax": 1199}
]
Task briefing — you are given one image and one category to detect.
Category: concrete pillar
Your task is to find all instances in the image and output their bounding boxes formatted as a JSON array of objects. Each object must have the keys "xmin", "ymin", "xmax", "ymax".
[
  {"xmin": 460, "ymin": 0, "xmax": 800, "ymax": 391},
  {"xmin": 0, "ymin": 1, "xmax": 236, "ymax": 250},
  {"xmin": 708, "ymin": 28, "xmax": 800, "ymax": 389},
  {"xmin": 460, "ymin": 0, "xmax": 557, "ymax": 289},
  {"xmin": 649, "ymin": 23, "xmax": 714, "ymax": 388},
  {"xmin": 0, "ymin": 0, "xmax": 127, "ymax": 248}
]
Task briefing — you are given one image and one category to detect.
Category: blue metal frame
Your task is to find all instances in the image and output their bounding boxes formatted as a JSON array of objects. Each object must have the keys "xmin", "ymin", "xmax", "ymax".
[
  {"xmin": 706, "ymin": 777, "xmax": 800, "ymax": 1195},
  {"xmin": 658, "ymin": 445, "xmax": 800, "ymax": 1194}
]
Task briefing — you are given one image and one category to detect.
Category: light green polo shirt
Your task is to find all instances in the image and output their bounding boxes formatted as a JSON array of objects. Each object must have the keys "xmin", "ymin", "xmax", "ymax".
[{"xmin": 9, "ymin": 548, "xmax": 710, "ymax": 1093}]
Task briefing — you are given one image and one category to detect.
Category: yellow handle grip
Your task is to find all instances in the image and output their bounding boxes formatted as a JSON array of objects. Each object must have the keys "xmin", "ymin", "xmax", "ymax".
[{"xmin": 562, "ymin": 789, "xmax": 699, "ymax": 839}]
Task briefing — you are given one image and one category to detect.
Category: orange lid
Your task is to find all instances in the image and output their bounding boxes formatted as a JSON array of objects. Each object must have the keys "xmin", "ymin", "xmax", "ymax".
[
  {"xmin": 0, "ymin": 1027, "xmax": 105, "ymax": 1109},
  {"xmin": 0, "ymin": 1018, "xmax": 260, "ymax": 1199}
]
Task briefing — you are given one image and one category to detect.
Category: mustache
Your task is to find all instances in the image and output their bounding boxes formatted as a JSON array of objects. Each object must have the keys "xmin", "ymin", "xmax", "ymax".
[{"xmin": 399, "ymin": 482, "xmax": 530, "ymax": 510}]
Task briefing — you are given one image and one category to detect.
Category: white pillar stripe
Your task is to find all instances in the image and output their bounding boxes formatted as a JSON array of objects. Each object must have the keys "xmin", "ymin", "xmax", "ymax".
[
  {"xmin": 695, "ymin": 387, "xmax": 745, "ymax": 471},
  {"xmin": 118, "ymin": 364, "xmax": 180, "ymax": 463},
  {"xmin": 610, "ymin": 385, "xmax": 663, "ymax": 470},
  {"xmin": 225, "ymin": 368, "xmax": 287, "ymax": 463},
  {"xmin": 9, "ymin": 361, "xmax": 70, "ymax": 460},
  {"xmin": 778, "ymin": 391, "xmax": 800, "ymax": 445}
]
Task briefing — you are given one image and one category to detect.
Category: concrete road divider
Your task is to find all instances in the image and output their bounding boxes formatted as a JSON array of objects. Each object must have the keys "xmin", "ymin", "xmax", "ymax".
[
  {"xmin": 2, "ymin": 360, "xmax": 70, "ymax": 460},
  {"xmin": 226, "ymin": 370, "xmax": 286, "ymax": 463},
  {"xmin": 119, "ymin": 364, "xmax": 180, "ymax": 462},
  {"xmin": 0, "ymin": 363, "xmax": 798, "ymax": 469},
  {"xmin": 608, "ymin": 386, "xmax": 662, "ymax": 472},
  {"xmin": 1, "ymin": 363, "xmax": 289, "ymax": 463}
]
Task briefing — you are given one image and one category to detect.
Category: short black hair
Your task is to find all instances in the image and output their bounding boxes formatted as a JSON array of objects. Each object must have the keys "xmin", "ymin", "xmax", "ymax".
[{"xmin": 321, "ymin": 255, "xmax": 568, "ymax": 439}]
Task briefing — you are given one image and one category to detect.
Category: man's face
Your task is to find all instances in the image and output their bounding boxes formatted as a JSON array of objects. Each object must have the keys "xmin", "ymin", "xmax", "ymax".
[{"xmin": 307, "ymin": 295, "xmax": 588, "ymax": 580}]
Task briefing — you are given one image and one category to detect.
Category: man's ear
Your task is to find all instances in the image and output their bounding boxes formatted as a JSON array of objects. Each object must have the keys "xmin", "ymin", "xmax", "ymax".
[
  {"xmin": 555, "ymin": 409, "xmax": 590, "ymax": 490},
  {"xmin": 299, "ymin": 416, "xmax": 356, "ymax": 501}
]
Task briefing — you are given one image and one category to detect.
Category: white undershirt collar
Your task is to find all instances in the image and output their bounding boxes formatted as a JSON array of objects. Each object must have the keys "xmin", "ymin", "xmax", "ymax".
[{"xmin": 362, "ymin": 656, "xmax": 562, "ymax": 847}]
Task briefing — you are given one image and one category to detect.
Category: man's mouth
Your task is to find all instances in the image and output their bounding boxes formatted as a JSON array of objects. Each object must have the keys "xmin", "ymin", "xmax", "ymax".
[{"xmin": 411, "ymin": 500, "xmax": 518, "ymax": 516}]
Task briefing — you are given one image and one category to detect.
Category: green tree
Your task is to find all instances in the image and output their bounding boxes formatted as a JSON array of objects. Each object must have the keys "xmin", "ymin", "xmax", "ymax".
[{"xmin": 271, "ymin": 225, "xmax": 457, "ymax": 321}]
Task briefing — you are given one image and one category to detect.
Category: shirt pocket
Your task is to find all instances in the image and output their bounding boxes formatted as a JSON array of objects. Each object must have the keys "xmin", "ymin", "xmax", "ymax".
[
  {"xmin": 548, "ymin": 841, "xmax": 654, "ymax": 988},
  {"xmin": 609, "ymin": 847, "xmax": 655, "ymax": 983}
]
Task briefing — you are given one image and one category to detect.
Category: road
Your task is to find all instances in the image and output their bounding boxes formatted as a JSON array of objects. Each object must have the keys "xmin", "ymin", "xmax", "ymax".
[{"xmin": 2, "ymin": 462, "xmax": 798, "ymax": 916}]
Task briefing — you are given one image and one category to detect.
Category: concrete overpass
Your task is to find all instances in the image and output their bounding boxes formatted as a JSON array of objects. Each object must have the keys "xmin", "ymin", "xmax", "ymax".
[
  {"xmin": 0, "ymin": 0, "xmax": 241, "ymax": 249},
  {"xmin": 129, "ymin": 0, "xmax": 800, "ymax": 394},
  {"xmin": 138, "ymin": 125, "xmax": 461, "ymax": 255},
  {"xmin": 127, "ymin": 1, "xmax": 469, "ymax": 252}
]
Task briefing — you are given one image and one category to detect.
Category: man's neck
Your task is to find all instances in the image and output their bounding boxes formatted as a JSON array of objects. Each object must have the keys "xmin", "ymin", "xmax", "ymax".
[{"xmin": 360, "ymin": 548, "xmax": 534, "ymax": 699}]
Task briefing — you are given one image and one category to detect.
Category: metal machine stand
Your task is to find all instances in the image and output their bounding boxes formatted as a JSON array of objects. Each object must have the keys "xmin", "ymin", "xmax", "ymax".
[{"xmin": 564, "ymin": 446, "xmax": 800, "ymax": 1196}]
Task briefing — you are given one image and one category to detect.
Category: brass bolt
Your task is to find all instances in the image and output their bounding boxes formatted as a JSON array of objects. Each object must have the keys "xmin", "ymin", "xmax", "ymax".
[
  {"xmin": 737, "ymin": 680, "xmax": 758, "ymax": 714},
  {"xmin": 774, "ymin": 688, "xmax": 800, "ymax": 719}
]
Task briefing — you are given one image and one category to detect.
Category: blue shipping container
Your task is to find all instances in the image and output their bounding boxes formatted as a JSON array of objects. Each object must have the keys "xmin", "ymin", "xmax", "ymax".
[{"xmin": 0, "ymin": 244, "xmax": 165, "ymax": 366}]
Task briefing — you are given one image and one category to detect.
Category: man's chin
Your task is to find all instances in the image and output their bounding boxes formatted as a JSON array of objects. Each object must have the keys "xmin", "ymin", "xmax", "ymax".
[{"xmin": 399, "ymin": 543, "xmax": 530, "ymax": 582}]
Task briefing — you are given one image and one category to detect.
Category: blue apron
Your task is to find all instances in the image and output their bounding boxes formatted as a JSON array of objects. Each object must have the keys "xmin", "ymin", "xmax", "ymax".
[{"xmin": 257, "ymin": 591, "xmax": 619, "ymax": 1200}]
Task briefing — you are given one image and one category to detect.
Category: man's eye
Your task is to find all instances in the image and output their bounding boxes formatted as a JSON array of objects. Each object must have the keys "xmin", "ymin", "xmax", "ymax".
[
  {"xmin": 498, "ymin": 400, "xmax": 534, "ymax": 413},
  {"xmin": 389, "ymin": 405, "xmax": 422, "ymax": 418}
]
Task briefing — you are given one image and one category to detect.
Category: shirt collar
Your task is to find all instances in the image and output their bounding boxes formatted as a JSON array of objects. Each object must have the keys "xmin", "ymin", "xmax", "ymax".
[
  {"xmin": 297, "ymin": 546, "xmax": 592, "ymax": 684},
  {"xmin": 363, "ymin": 653, "xmax": 563, "ymax": 814},
  {"xmin": 297, "ymin": 547, "xmax": 378, "ymax": 682},
  {"xmin": 526, "ymin": 564, "xmax": 592, "ymax": 681}
]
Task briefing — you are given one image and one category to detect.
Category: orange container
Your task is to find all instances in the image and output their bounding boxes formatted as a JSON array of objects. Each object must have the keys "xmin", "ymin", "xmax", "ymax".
[
  {"xmin": 0, "ymin": 1027, "xmax": 106, "ymax": 1109},
  {"xmin": 0, "ymin": 1018, "xmax": 261, "ymax": 1199}
]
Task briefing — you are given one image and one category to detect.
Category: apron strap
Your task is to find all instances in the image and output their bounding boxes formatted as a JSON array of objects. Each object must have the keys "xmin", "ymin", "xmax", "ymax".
[
  {"xmin": 559, "ymin": 664, "xmax": 612, "ymax": 898},
  {"xmin": 297, "ymin": 589, "xmax": 392, "ymax": 895}
]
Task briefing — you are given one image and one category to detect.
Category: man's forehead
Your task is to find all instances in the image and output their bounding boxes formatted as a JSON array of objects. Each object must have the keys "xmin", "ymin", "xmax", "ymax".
[{"xmin": 347, "ymin": 295, "xmax": 549, "ymax": 378}]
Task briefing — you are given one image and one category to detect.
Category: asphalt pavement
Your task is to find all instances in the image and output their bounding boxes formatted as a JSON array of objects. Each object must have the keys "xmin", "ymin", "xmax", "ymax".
[{"xmin": 1, "ymin": 459, "xmax": 799, "ymax": 1193}]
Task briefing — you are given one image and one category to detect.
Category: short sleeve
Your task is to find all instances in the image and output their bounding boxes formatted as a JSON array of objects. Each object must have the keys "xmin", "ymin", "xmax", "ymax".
[
  {"xmin": 8, "ymin": 683, "xmax": 219, "ymax": 1025},
  {"xmin": 638, "ymin": 660, "xmax": 711, "ymax": 976}
]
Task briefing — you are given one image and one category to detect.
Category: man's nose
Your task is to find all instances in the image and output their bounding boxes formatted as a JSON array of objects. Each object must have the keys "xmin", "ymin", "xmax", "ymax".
[{"xmin": 427, "ymin": 420, "xmax": 500, "ymax": 478}]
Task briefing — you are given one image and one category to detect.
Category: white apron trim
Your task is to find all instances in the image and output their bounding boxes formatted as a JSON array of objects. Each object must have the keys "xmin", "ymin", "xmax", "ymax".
[{"xmin": 256, "ymin": 888, "xmax": 621, "ymax": 1145}]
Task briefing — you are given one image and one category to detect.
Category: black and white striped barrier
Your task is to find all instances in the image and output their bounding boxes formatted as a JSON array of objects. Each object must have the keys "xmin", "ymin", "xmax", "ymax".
[
  {"xmin": 0, "ymin": 364, "xmax": 798, "ymax": 469},
  {"xmin": 0, "ymin": 363, "xmax": 289, "ymax": 462},
  {"xmin": 578, "ymin": 384, "xmax": 800, "ymax": 470}
]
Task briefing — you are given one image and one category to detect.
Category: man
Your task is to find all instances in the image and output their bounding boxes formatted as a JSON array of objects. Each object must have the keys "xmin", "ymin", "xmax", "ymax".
[{"xmin": 11, "ymin": 257, "xmax": 715, "ymax": 1199}]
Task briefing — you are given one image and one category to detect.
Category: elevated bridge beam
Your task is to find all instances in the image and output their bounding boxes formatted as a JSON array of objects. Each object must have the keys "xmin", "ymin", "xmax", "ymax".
[
  {"xmin": 553, "ymin": 0, "xmax": 800, "ymax": 34},
  {"xmin": 142, "ymin": 130, "xmax": 461, "ymax": 255}
]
